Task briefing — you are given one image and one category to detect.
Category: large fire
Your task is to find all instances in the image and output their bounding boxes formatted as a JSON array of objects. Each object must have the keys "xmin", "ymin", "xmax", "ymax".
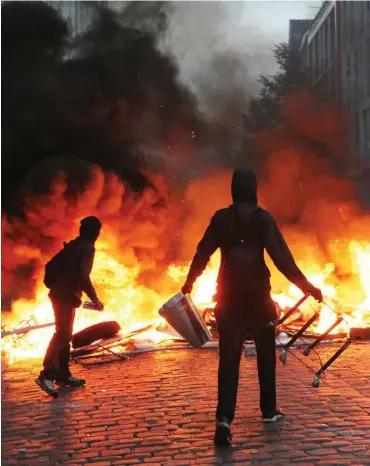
[{"xmin": 2, "ymin": 232, "xmax": 370, "ymax": 364}]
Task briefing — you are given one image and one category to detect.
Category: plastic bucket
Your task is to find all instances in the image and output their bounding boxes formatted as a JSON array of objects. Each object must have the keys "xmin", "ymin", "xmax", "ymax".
[{"xmin": 158, "ymin": 293, "xmax": 212, "ymax": 348}]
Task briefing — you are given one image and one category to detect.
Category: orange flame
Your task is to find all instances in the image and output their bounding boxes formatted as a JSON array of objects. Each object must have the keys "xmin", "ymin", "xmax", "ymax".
[
  {"xmin": 2, "ymin": 167, "xmax": 370, "ymax": 364},
  {"xmin": 2, "ymin": 237, "xmax": 370, "ymax": 364}
]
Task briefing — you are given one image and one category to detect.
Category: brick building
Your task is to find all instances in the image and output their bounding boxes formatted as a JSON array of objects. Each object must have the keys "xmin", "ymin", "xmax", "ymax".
[{"xmin": 292, "ymin": 1, "xmax": 370, "ymax": 173}]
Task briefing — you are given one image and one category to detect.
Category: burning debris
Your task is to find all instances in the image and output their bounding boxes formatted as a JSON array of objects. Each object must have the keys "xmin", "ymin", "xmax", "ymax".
[
  {"xmin": 71, "ymin": 320, "xmax": 121, "ymax": 349},
  {"xmin": 1, "ymin": 319, "xmax": 55, "ymax": 339},
  {"xmin": 1, "ymin": 2, "xmax": 370, "ymax": 379},
  {"xmin": 2, "ymin": 288, "xmax": 369, "ymax": 392},
  {"xmin": 2, "ymin": 204, "xmax": 370, "ymax": 366}
]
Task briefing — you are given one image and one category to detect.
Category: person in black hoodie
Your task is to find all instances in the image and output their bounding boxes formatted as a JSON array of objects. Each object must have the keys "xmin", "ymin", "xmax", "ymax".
[
  {"xmin": 35, "ymin": 216, "xmax": 104, "ymax": 397},
  {"xmin": 181, "ymin": 169, "xmax": 322, "ymax": 447}
]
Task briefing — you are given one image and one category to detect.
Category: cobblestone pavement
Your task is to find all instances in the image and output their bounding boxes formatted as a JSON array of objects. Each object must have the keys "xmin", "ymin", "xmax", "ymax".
[{"xmin": 2, "ymin": 343, "xmax": 370, "ymax": 465}]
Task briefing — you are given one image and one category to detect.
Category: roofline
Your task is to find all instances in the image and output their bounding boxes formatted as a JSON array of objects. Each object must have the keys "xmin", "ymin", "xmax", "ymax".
[{"xmin": 306, "ymin": 1, "xmax": 335, "ymax": 44}]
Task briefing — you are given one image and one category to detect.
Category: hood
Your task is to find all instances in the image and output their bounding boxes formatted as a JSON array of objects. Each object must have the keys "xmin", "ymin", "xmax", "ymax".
[
  {"xmin": 231, "ymin": 169, "xmax": 257, "ymax": 204},
  {"xmin": 79, "ymin": 216, "xmax": 102, "ymax": 243},
  {"xmin": 231, "ymin": 169, "xmax": 258, "ymax": 224}
]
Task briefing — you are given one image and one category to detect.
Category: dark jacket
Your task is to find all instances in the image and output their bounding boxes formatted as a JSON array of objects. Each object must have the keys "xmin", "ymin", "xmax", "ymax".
[
  {"xmin": 184, "ymin": 169, "xmax": 312, "ymax": 324},
  {"xmin": 49, "ymin": 236, "xmax": 98, "ymax": 307}
]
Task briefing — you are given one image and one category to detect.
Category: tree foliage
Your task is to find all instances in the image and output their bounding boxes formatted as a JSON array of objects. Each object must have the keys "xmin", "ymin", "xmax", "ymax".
[{"xmin": 245, "ymin": 42, "xmax": 309, "ymax": 134}]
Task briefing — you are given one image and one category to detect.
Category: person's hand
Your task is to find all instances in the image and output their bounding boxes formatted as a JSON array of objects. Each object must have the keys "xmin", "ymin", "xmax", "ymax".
[
  {"xmin": 181, "ymin": 283, "xmax": 193, "ymax": 295},
  {"xmin": 93, "ymin": 300, "xmax": 104, "ymax": 311},
  {"xmin": 306, "ymin": 284, "xmax": 323, "ymax": 303}
]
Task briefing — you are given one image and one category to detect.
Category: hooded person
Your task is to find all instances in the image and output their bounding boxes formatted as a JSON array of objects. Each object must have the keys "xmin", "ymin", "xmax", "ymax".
[
  {"xmin": 181, "ymin": 169, "xmax": 322, "ymax": 447},
  {"xmin": 35, "ymin": 216, "xmax": 105, "ymax": 397}
]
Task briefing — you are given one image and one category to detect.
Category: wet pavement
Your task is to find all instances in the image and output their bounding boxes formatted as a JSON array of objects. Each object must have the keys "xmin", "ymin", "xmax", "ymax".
[{"xmin": 2, "ymin": 343, "xmax": 370, "ymax": 465}]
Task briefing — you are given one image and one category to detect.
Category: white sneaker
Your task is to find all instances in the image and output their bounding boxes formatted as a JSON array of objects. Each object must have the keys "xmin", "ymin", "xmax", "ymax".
[{"xmin": 262, "ymin": 408, "xmax": 284, "ymax": 422}]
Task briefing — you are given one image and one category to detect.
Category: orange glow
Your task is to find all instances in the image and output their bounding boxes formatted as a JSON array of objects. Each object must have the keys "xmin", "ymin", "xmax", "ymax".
[
  {"xmin": 2, "ymin": 236, "xmax": 370, "ymax": 364},
  {"xmin": 2, "ymin": 165, "xmax": 370, "ymax": 364}
]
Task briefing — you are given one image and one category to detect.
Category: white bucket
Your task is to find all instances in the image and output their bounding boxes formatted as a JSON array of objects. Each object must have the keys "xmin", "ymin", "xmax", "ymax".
[{"xmin": 158, "ymin": 293, "xmax": 212, "ymax": 348}]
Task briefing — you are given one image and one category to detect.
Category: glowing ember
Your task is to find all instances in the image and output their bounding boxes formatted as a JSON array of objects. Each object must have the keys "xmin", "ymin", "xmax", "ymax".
[{"xmin": 2, "ymin": 236, "xmax": 370, "ymax": 364}]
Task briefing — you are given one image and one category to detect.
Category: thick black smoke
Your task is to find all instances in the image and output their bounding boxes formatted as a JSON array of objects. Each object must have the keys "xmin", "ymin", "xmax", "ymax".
[
  {"xmin": 2, "ymin": 1, "xmax": 242, "ymax": 308},
  {"xmin": 1, "ymin": 1, "xmax": 210, "ymax": 216}
]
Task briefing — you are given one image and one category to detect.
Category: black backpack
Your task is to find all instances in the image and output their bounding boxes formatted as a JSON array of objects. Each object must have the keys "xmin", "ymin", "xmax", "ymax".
[{"xmin": 43, "ymin": 241, "xmax": 75, "ymax": 289}]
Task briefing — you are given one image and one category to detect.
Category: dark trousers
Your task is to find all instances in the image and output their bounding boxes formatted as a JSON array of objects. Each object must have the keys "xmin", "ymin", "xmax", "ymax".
[
  {"xmin": 40, "ymin": 299, "xmax": 75, "ymax": 380},
  {"xmin": 215, "ymin": 313, "xmax": 276, "ymax": 423}
]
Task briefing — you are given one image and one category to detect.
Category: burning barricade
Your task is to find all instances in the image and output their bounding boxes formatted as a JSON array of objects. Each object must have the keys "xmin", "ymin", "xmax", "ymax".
[
  {"xmin": 2, "ymin": 197, "xmax": 370, "ymax": 390},
  {"xmin": 2, "ymin": 279, "xmax": 370, "ymax": 389},
  {"xmin": 2, "ymin": 243, "xmax": 370, "ymax": 355}
]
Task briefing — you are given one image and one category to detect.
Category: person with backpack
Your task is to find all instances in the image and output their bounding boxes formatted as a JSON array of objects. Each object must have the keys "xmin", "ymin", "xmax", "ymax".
[
  {"xmin": 181, "ymin": 169, "xmax": 323, "ymax": 447},
  {"xmin": 35, "ymin": 216, "xmax": 104, "ymax": 397}
]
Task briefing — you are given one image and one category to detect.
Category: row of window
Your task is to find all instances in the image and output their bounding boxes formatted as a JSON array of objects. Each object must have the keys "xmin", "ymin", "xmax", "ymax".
[
  {"xmin": 341, "ymin": 1, "xmax": 370, "ymax": 45},
  {"xmin": 312, "ymin": 67, "xmax": 336, "ymax": 102},
  {"xmin": 344, "ymin": 39, "xmax": 370, "ymax": 105},
  {"xmin": 306, "ymin": 9, "xmax": 336, "ymax": 83}
]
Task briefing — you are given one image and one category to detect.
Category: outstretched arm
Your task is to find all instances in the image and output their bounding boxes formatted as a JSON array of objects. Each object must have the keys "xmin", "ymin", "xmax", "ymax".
[
  {"xmin": 263, "ymin": 212, "xmax": 322, "ymax": 301},
  {"xmin": 80, "ymin": 246, "xmax": 99, "ymax": 303},
  {"xmin": 182, "ymin": 214, "xmax": 219, "ymax": 294}
]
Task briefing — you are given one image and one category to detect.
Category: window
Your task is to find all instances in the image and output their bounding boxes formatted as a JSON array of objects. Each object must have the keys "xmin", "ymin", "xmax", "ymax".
[
  {"xmin": 314, "ymin": 35, "xmax": 319, "ymax": 80},
  {"xmin": 355, "ymin": 112, "xmax": 360, "ymax": 156},
  {"xmin": 319, "ymin": 28, "xmax": 323, "ymax": 74},
  {"xmin": 363, "ymin": 109, "xmax": 368, "ymax": 154},
  {"xmin": 345, "ymin": 53, "xmax": 351, "ymax": 105},
  {"xmin": 330, "ymin": 10, "xmax": 335, "ymax": 64},
  {"xmin": 359, "ymin": 46, "xmax": 364, "ymax": 96},
  {"xmin": 354, "ymin": 50, "xmax": 359, "ymax": 101},
  {"xmin": 367, "ymin": 40, "xmax": 370, "ymax": 95},
  {"xmin": 349, "ymin": 1, "xmax": 354, "ymax": 40},
  {"xmin": 342, "ymin": 1, "xmax": 347, "ymax": 44},
  {"xmin": 346, "ymin": 53, "xmax": 351, "ymax": 78},
  {"xmin": 354, "ymin": 0, "xmax": 361, "ymax": 34},
  {"xmin": 325, "ymin": 19, "xmax": 330, "ymax": 69}
]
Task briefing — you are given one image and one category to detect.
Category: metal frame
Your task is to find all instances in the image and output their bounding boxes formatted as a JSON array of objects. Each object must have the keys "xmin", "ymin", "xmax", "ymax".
[
  {"xmin": 312, "ymin": 339, "xmax": 352, "ymax": 387},
  {"xmin": 70, "ymin": 325, "xmax": 155, "ymax": 367},
  {"xmin": 71, "ymin": 339, "xmax": 129, "ymax": 367},
  {"xmin": 279, "ymin": 312, "xmax": 320, "ymax": 364},
  {"xmin": 274, "ymin": 297, "xmax": 354, "ymax": 388},
  {"xmin": 203, "ymin": 295, "xmax": 357, "ymax": 387},
  {"xmin": 303, "ymin": 317, "xmax": 343, "ymax": 356},
  {"xmin": 3, "ymin": 298, "xmax": 364, "ymax": 380},
  {"xmin": 1, "ymin": 320, "xmax": 55, "ymax": 339}
]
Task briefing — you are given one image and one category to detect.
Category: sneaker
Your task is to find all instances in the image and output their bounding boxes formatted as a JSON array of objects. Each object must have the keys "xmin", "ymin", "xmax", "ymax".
[
  {"xmin": 35, "ymin": 377, "xmax": 58, "ymax": 398},
  {"xmin": 55, "ymin": 375, "xmax": 86, "ymax": 387},
  {"xmin": 214, "ymin": 417, "xmax": 232, "ymax": 447},
  {"xmin": 262, "ymin": 408, "xmax": 284, "ymax": 423}
]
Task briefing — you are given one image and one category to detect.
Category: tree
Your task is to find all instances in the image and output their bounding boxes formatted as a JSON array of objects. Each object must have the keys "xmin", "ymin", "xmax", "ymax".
[{"xmin": 245, "ymin": 42, "xmax": 309, "ymax": 134}]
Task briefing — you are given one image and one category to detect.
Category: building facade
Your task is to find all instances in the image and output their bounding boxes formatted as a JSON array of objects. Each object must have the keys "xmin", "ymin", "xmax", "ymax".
[
  {"xmin": 299, "ymin": 2, "xmax": 338, "ymax": 103},
  {"xmin": 339, "ymin": 1, "xmax": 370, "ymax": 172},
  {"xmin": 47, "ymin": 1, "xmax": 107, "ymax": 37},
  {"xmin": 289, "ymin": 19, "xmax": 314, "ymax": 53},
  {"xmin": 294, "ymin": 1, "xmax": 370, "ymax": 173}
]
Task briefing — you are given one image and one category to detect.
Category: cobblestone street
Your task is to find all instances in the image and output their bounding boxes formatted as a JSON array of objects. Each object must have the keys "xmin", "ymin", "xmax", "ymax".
[{"xmin": 2, "ymin": 343, "xmax": 370, "ymax": 465}]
